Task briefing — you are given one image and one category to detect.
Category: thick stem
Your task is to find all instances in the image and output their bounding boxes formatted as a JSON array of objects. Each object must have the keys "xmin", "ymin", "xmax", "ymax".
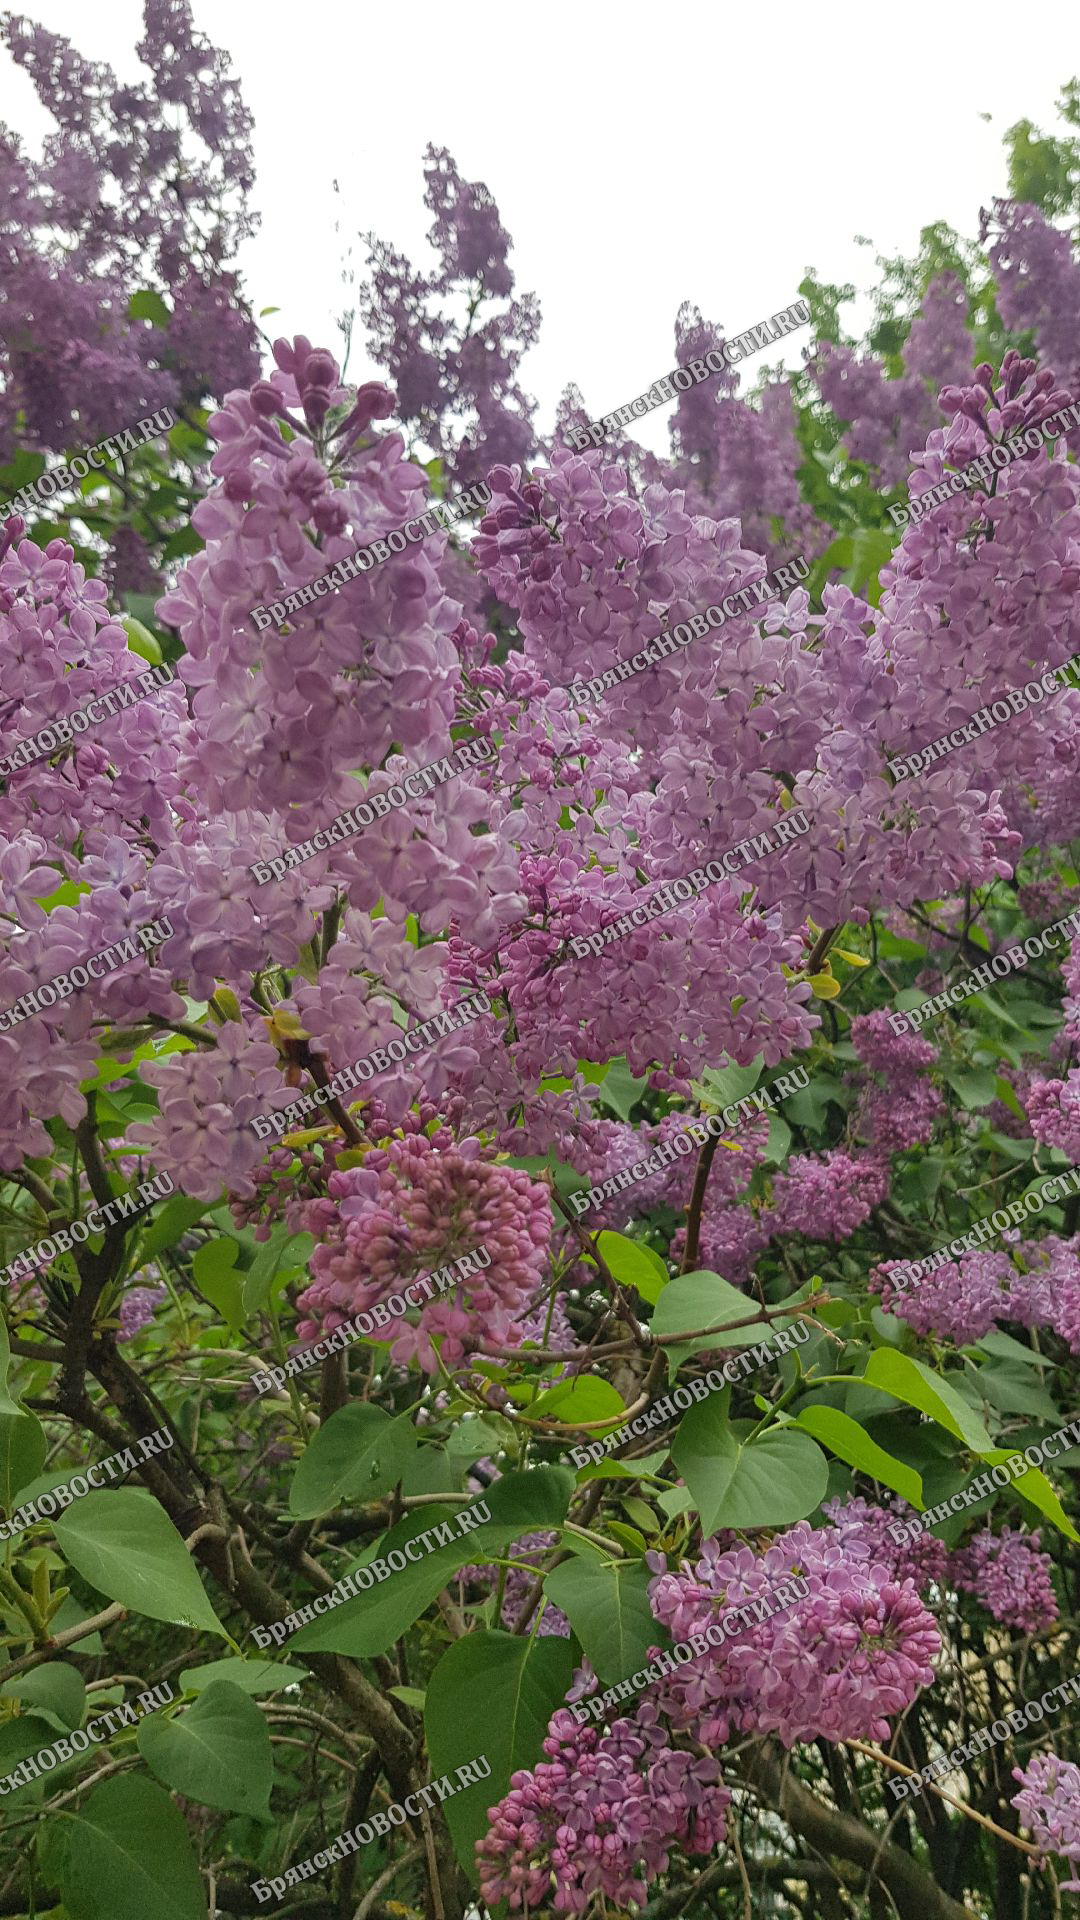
[{"xmin": 681, "ymin": 1133, "xmax": 720, "ymax": 1273}]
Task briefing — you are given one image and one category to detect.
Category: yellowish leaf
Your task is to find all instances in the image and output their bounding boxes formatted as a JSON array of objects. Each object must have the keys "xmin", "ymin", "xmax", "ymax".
[{"xmin": 808, "ymin": 972, "xmax": 842, "ymax": 999}]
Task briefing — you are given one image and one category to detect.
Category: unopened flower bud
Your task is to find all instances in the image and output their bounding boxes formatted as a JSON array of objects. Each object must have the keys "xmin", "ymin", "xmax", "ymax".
[
  {"xmin": 304, "ymin": 350, "xmax": 339, "ymax": 388},
  {"xmin": 250, "ymin": 381, "xmax": 281, "ymax": 418}
]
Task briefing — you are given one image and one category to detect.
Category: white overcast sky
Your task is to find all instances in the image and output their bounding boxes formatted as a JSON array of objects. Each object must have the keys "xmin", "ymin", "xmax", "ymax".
[{"xmin": 2, "ymin": 1, "xmax": 1074, "ymax": 455}]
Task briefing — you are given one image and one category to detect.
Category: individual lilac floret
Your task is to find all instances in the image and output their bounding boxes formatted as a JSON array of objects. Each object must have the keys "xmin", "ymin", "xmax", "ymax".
[{"xmin": 1012, "ymin": 1753, "xmax": 1080, "ymax": 1890}]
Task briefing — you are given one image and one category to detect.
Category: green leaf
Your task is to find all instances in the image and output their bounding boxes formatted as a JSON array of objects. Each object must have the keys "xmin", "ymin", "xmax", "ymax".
[
  {"xmin": 763, "ymin": 1113, "xmax": 792, "ymax": 1164},
  {"xmin": 0, "ymin": 1711, "xmax": 76, "ymax": 1799},
  {"xmin": 288, "ymin": 1405, "xmax": 417, "ymax": 1518},
  {"xmin": 138, "ymin": 1681, "xmax": 273, "ymax": 1818},
  {"xmin": 944, "ymin": 1068, "xmax": 998, "ymax": 1109},
  {"xmin": 972, "ymin": 1365, "xmax": 1060, "ymax": 1420},
  {"xmin": 127, "ymin": 290, "xmax": 172, "ymax": 328},
  {"xmin": 505, "ymin": 1152, "xmax": 586, "ymax": 1200},
  {"xmin": 862, "ymin": 1350, "xmax": 994, "ymax": 1453},
  {"xmin": 807, "ymin": 972, "xmax": 841, "ymax": 999},
  {"xmin": 691, "ymin": 1055, "xmax": 763, "ymax": 1111},
  {"xmin": 980, "ymin": 1449, "xmax": 1080, "ymax": 1543},
  {"xmin": 425, "ymin": 1631, "xmax": 574, "ymax": 1879},
  {"xmin": 192, "ymin": 1237, "xmax": 244, "ymax": 1332},
  {"xmin": 0, "ymin": 1314, "xmax": 24, "ymax": 1417},
  {"xmin": 782, "ymin": 1074, "xmax": 848, "ymax": 1129},
  {"xmin": 595, "ymin": 1231, "xmax": 669, "ymax": 1305},
  {"xmin": 49, "ymin": 1596, "xmax": 104, "ymax": 1655},
  {"xmin": 0, "ymin": 1409, "xmax": 46, "ymax": 1509},
  {"xmin": 588, "ymin": 1056, "xmax": 650, "ymax": 1122},
  {"xmin": 672, "ymin": 1398, "xmax": 828, "ymax": 1531},
  {"xmin": 3, "ymin": 1662, "xmax": 85, "ymax": 1732},
  {"xmin": 975, "ymin": 1330, "xmax": 1050, "ymax": 1368},
  {"xmin": 291, "ymin": 1467, "xmax": 574, "ymax": 1658},
  {"xmin": 527, "ymin": 1377, "xmax": 627, "ymax": 1424},
  {"xmin": 139, "ymin": 1196, "xmax": 209, "ymax": 1261},
  {"xmin": 619, "ymin": 1494, "xmax": 661, "ymax": 1534},
  {"xmin": 543, "ymin": 1558, "xmax": 661, "ymax": 1685},
  {"xmin": 993, "ymin": 1076, "xmax": 1027, "ymax": 1122},
  {"xmin": 37, "ymin": 1774, "xmax": 205, "ymax": 1920},
  {"xmin": 792, "ymin": 1406, "xmax": 923, "ymax": 1505},
  {"xmin": 178, "ymin": 1656, "xmax": 307, "ymax": 1697},
  {"xmin": 388, "ymin": 1683, "xmax": 427, "ymax": 1709},
  {"xmin": 0, "ymin": 449, "xmax": 45, "ymax": 492},
  {"xmin": 593, "ymin": 1058, "xmax": 648, "ymax": 1119},
  {"xmin": 844, "ymin": 524, "xmax": 895, "ymax": 602},
  {"xmin": 914, "ymin": 1155, "xmax": 946, "ymax": 1206},
  {"xmin": 161, "ymin": 525, "xmax": 203, "ymax": 564},
  {"xmin": 54, "ymin": 1489, "xmax": 228, "ymax": 1638},
  {"xmin": 650, "ymin": 1271, "xmax": 780, "ymax": 1369},
  {"xmin": 242, "ymin": 1227, "xmax": 313, "ymax": 1315}
]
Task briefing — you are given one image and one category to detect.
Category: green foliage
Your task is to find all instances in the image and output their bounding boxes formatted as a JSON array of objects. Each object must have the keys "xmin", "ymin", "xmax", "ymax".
[
  {"xmin": 54, "ymin": 1490, "xmax": 229, "ymax": 1638},
  {"xmin": 137, "ymin": 1681, "xmax": 274, "ymax": 1818},
  {"xmin": 287, "ymin": 1405, "xmax": 418, "ymax": 1517},
  {"xmin": 425, "ymin": 1632, "xmax": 575, "ymax": 1877},
  {"xmin": 290, "ymin": 1467, "xmax": 574, "ymax": 1657},
  {"xmin": 38, "ymin": 1776, "xmax": 205, "ymax": 1920},
  {"xmin": 672, "ymin": 1397, "xmax": 829, "ymax": 1531},
  {"xmin": 543, "ymin": 1557, "xmax": 662, "ymax": 1684}
]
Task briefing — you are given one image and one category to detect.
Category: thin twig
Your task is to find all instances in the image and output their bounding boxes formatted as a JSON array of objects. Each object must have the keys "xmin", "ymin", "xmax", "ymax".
[
  {"xmin": 0, "ymin": 1602, "xmax": 126, "ymax": 1685},
  {"xmin": 844, "ymin": 1741, "xmax": 1040, "ymax": 1856},
  {"xmin": 353, "ymin": 1841, "xmax": 424, "ymax": 1920}
]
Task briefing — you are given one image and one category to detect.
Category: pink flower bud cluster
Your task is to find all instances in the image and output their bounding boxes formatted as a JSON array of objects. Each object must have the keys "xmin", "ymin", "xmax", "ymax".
[{"xmin": 295, "ymin": 1132, "xmax": 550, "ymax": 1370}]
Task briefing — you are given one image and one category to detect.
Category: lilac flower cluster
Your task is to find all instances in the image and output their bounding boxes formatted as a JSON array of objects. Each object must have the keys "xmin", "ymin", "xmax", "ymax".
[
  {"xmin": 951, "ymin": 1526, "xmax": 1058, "ymax": 1634},
  {"xmin": 475, "ymin": 1704, "xmax": 730, "ymax": 1913},
  {"xmin": 295, "ymin": 1130, "xmax": 551, "ymax": 1371},
  {"xmin": 1025, "ymin": 1069, "xmax": 1080, "ymax": 1162},
  {"xmin": 871, "ymin": 1233, "xmax": 1080, "ymax": 1352},
  {"xmin": 810, "ymin": 274, "xmax": 974, "ymax": 489},
  {"xmin": 646, "ymin": 1520, "xmax": 940, "ymax": 1748},
  {"xmin": 1012, "ymin": 1753, "xmax": 1080, "ymax": 1891},
  {"xmin": 850, "ymin": 1007, "xmax": 945, "ymax": 1154},
  {"xmin": 0, "ymin": 0, "xmax": 259, "ymax": 462},
  {"xmin": 822, "ymin": 1493, "xmax": 950, "ymax": 1589},
  {"xmin": 768, "ymin": 1148, "xmax": 890, "ymax": 1243},
  {"xmin": 359, "ymin": 146, "xmax": 537, "ymax": 488},
  {"xmin": 478, "ymin": 1510, "xmax": 943, "ymax": 1914}
]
